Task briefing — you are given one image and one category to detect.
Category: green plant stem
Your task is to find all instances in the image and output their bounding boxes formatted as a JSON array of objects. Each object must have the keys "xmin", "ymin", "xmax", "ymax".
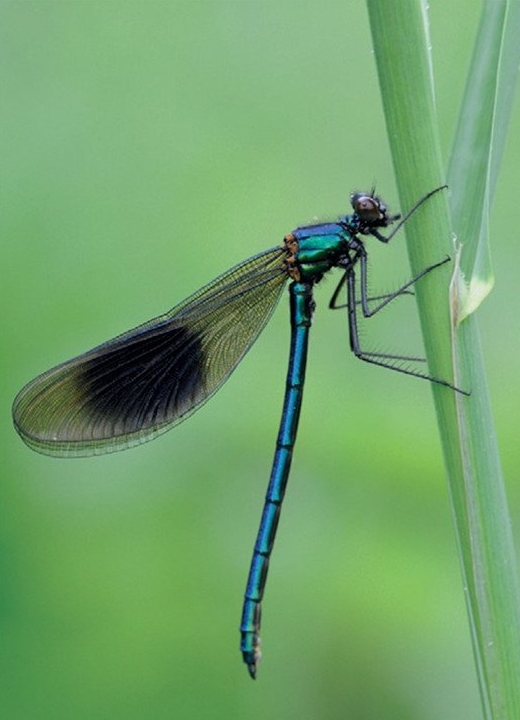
[{"xmin": 366, "ymin": 1, "xmax": 520, "ymax": 718}]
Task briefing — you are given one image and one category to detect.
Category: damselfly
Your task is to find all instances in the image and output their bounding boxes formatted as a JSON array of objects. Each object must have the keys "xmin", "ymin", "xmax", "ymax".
[{"xmin": 12, "ymin": 185, "xmax": 466, "ymax": 678}]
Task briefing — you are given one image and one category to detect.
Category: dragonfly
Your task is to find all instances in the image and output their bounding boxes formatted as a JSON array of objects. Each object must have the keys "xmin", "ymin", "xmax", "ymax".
[{"xmin": 12, "ymin": 185, "xmax": 466, "ymax": 679}]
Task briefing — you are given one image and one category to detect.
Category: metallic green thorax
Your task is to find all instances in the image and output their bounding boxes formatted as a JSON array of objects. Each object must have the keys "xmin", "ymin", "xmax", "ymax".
[
  {"xmin": 296, "ymin": 235, "xmax": 347, "ymax": 281},
  {"xmin": 284, "ymin": 228, "xmax": 350, "ymax": 284}
]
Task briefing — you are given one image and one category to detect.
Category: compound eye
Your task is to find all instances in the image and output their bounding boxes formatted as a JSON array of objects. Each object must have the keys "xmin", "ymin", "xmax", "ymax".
[{"xmin": 351, "ymin": 193, "xmax": 384, "ymax": 222}]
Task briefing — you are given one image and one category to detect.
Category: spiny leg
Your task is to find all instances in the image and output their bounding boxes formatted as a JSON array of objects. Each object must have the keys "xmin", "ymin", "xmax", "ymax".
[
  {"xmin": 346, "ymin": 269, "xmax": 468, "ymax": 394},
  {"xmin": 356, "ymin": 291, "xmax": 414, "ymax": 305},
  {"xmin": 330, "ymin": 253, "xmax": 450, "ymax": 317},
  {"xmin": 331, "ymin": 276, "xmax": 414, "ymax": 310},
  {"xmin": 360, "ymin": 351, "xmax": 426, "ymax": 363},
  {"xmin": 370, "ymin": 185, "xmax": 448, "ymax": 244},
  {"xmin": 359, "ymin": 253, "xmax": 451, "ymax": 317},
  {"xmin": 240, "ymin": 282, "xmax": 314, "ymax": 679}
]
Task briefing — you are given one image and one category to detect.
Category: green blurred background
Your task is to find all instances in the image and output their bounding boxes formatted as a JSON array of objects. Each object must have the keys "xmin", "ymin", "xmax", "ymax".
[{"xmin": 1, "ymin": 2, "xmax": 518, "ymax": 718}]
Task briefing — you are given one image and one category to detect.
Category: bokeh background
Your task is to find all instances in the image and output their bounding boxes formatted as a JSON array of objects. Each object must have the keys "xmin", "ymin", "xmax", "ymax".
[{"xmin": 1, "ymin": 2, "xmax": 518, "ymax": 719}]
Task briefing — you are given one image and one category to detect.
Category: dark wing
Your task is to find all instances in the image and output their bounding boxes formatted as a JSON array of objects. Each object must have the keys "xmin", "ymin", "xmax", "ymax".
[{"xmin": 13, "ymin": 247, "xmax": 288, "ymax": 457}]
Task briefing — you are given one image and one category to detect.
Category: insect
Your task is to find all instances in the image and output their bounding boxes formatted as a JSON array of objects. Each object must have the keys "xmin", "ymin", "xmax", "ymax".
[{"xmin": 12, "ymin": 185, "xmax": 465, "ymax": 678}]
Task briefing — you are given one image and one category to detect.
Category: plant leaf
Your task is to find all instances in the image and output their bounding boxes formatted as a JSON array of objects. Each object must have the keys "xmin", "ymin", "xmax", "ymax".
[{"xmin": 448, "ymin": 0, "xmax": 520, "ymax": 323}]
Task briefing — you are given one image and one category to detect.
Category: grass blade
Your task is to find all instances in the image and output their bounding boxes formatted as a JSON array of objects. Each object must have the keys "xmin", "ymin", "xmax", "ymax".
[{"xmin": 366, "ymin": 1, "xmax": 520, "ymax": 717}]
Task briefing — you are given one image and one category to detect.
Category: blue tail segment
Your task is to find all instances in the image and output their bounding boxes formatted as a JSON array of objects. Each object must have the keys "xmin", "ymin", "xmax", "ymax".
[{"xmin": 240, "ymin": 282, "xmax": 314, "ymax": 678}]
